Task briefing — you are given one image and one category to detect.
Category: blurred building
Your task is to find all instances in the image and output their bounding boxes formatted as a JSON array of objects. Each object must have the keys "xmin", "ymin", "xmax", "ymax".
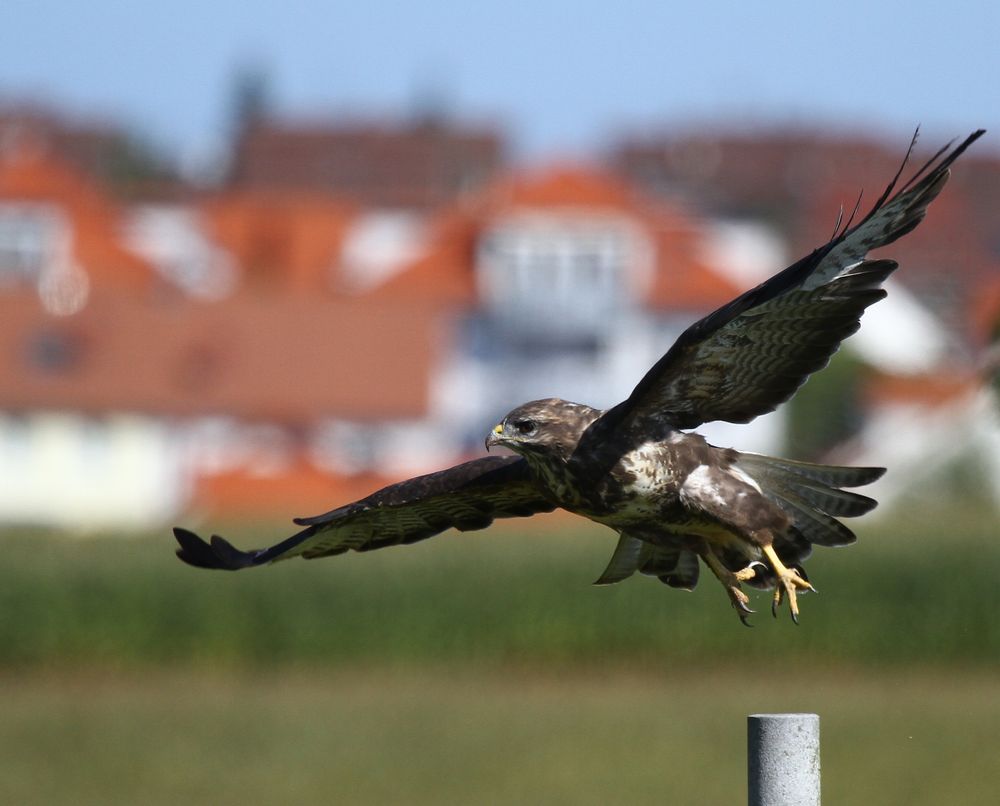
[
  {"xmin": 612, "ymin": 128, "xmax": 1000, "ymax": 348},
  {"xmin": 1, "ymin": 121, "xmax": 997, "ymax": 530},
  {"xmin": 840, "ymin": 370, "xmax": 1000, "ymax": 509},
  {"xmin": 0, "ymin": 135, "xmax": 792, "ymax": 528},
  {"xmin": 0, "ymin": 147, "xmax": 443, "ymax": 528}
]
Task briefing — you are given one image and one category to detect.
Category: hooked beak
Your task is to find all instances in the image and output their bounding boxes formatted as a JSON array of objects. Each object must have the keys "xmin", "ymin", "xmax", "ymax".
[{"xmin": 485, "ymin": 422, "xmax": 505, "ymax": 452}]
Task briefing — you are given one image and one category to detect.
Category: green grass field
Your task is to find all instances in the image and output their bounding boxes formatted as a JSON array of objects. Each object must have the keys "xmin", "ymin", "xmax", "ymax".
[
  {"xmin": 1, "ymin": 505, "xmax": 998, "ymax": 803},
  {"xmin": 1, "ymin": 666, "xmax": 998, "ymax": 805}
]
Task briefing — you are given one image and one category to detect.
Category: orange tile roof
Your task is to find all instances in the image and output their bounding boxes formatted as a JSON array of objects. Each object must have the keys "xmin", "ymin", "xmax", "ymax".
[
  {"xmin": 0, "ymin": 149, "xmax": 153, "ymax": 291},
  {"xmin": 202, "ymin": 190, "xmax": 359, "ymax": 295},
  {"xmin": 863, "ymin": 370, "xmax": 980, "ymax": 408},
  {"xmin": 645, "ymin": 228, "xmax": 744, "ymax": 310},
  {"xmin": 500, "ymin": 163, "xmax": 643, "ymax": 209},
  {"xmin": 192, "ymin": 462, "xmax": 393, "ymax": 520},
  {"xmin": 369, "ymin": 208, "xmax": 479, "ymax": 304},
  {"xmin": 0, "ymin": 288, "xmax": 441, "ymax": 422},
  {"xmin": 969, "ymin": 276, "xmax": 1000, "ymax": 347}
]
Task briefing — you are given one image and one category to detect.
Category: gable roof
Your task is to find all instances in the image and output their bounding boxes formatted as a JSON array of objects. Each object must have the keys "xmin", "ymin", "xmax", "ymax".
[
  {"xmin": 202, "ymin": 190, "xmax": 359, "ymax": 295},
  {"xmin": 373, "ymin": 162, "xmax": 743, "ymax": 310}
]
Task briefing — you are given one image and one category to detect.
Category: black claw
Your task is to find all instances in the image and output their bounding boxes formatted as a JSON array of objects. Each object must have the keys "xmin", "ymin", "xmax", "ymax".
[
  {"xmin": 771, "ymin": 598, "xmax": 779, "ymax": 619},
  {"xmin": 790, "ymin": 610, "xmax": 800, "ymax": 626},
  {"xmin": 738, "ymin": 613, "xmax": 754, "ymax": 628}
]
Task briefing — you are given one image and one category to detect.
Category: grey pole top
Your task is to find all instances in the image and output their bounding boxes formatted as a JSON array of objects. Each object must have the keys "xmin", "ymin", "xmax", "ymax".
[{"xmin": 747, "ymin": 713, "xmax": 821, "ymax": 806}]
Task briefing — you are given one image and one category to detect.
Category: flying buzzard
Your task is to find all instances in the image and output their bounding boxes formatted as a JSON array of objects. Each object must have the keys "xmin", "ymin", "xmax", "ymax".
[{"xmin": 175, "ymin": 129, "xmax": 984, "ymax": 624}]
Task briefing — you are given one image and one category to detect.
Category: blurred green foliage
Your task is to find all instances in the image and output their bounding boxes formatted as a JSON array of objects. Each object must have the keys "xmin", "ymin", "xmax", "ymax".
[
  {"xmin": 784, "ymin": 348, "xmax": 867, "ymax": 460},
  {"xmin": 1, "ymin": 504, "xmax": 997, "ymax": 669}
]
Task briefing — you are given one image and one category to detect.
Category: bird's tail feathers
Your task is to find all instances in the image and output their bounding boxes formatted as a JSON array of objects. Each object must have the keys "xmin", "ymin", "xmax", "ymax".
[
  {"xmin": 593, "ymin": 532, "xmax": 700, "ymax": 590},
  {"xmin": 736, "ymin": 454, "xmax": 884, "ymax": 548}
]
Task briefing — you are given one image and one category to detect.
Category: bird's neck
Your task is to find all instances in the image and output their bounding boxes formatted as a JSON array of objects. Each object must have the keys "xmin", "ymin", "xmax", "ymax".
[{"xmin": 521, "ymin": 449, "xmax": 587, "ymax": 508}]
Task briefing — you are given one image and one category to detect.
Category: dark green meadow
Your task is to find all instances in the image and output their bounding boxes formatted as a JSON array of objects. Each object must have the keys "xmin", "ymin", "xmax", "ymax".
[
  {"xmin": 2, "ymin": 505, "xmax": 998, "ymax": 668},
  {"xmin": 1, "ymin": 505, "xmax": 998, "ymax": 804}
]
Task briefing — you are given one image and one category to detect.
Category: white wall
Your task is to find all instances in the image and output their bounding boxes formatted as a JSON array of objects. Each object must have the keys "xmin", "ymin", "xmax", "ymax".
[
  {"xmin": 430, "ymin": 309, "xmax": 786, "ymax": 457},
  {"xmin": 0, "ymin": 411, "xmax": 187, "ymax": 531},
  {"xmin": 843, "ymin": 388, "xmax": 1000, "ymax": 512}
]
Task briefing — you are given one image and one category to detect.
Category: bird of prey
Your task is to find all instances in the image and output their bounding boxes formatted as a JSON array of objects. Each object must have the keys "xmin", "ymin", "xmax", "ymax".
[{"xmin": 175, "ymin": 129, "xmax": 984, "ymax": 624}]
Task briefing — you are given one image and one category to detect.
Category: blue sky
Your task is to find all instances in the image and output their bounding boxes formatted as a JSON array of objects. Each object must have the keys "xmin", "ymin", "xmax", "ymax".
[{"xmin": 3, "ymin": 0, "xmax": 997, "ymax": 168}]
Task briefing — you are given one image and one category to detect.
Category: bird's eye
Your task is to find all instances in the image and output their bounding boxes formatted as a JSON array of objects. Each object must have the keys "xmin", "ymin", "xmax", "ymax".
[{"xmin": 513, "ymin": 419, "xmax": 537, "ymax": 436}]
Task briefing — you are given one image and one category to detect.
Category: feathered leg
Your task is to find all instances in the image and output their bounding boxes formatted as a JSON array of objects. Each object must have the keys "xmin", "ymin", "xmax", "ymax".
[{"xmin": 701, "ymin": 550, "xmax": 758, "ymax": 626}]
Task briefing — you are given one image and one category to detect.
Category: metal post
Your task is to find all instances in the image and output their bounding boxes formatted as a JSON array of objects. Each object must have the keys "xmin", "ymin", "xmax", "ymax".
[{"xmin": 747, "ymin": 713, "xmax": 820, "ymax": 806}]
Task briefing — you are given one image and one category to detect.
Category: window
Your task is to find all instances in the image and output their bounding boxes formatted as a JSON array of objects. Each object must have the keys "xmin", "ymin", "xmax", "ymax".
[
  {"xmin": 0, "ymin": 203, "xmax": 68, "ymax": 288},
  {"xmin": 476, "ymin": 212, "xmax": 652, "ymax": 336},
  {"xmin": 123, "ymin": 205, "xmax": 236, "ymax": 300},
  {"xmin": 23, "ymin": 327, "xmax": 81, "ymax": 373}
]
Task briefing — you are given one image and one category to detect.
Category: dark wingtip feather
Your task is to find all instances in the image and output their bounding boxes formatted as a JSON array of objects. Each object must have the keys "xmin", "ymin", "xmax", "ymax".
[
  {"xmin": 173, "ymin": 527, "xmax": 218, "ymax": 568},
  {"xmin": 842, "ymin": 466, "xmax": 886, "ymax": 487},
  {"xmin": 868, "ymin": 127, "xmax": 921, "ymax": 214},
  {"xmin": 840, "ymin": 129, "xmax": 986, "ymax": 257},
  {"xmin": 173, "ymin": 527, "xmax": 258, "ymax": 571},
  {"xmin": 901, "ymin": 128, "xmax": 985, "ymax": 194}
]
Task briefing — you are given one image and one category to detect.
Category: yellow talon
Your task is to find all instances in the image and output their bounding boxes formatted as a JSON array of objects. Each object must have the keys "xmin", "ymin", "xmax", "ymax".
[
  {"xmin": 733, "ymin": 562, "xmax": 765, "ymax": 582},
  {"xmin": 762, "ymin": 544, "xmax": 814, "ymax": 623}
]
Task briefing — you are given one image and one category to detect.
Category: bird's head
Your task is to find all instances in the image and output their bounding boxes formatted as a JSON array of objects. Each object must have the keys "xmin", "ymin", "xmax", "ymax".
[{"xmin": 485, "ymin": 398, "xmax": 601, "ymax": 461}]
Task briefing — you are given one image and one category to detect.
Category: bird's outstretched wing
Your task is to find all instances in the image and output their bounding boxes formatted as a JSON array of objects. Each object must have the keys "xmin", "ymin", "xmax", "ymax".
[
  {"xmin": 174, "ymin": 455, "xmax": 554, "ymax": 570},
  {"xmin": 596, "ymin": 129, "xmax": 985, "ymax": 433}
]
